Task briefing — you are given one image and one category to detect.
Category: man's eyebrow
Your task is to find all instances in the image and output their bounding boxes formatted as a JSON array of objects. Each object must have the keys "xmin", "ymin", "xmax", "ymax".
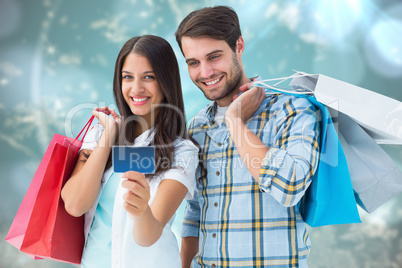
[
  {"xmin": 185, "ymin": 58, "xmax": 196, "ymax": 64},
  {"xmin": 206, "ymin": 50, "xmax": 223, "ymax": 57},
  {"xmin": 185, "ymin": 50, "xmax": 224, "ymax": 64}
]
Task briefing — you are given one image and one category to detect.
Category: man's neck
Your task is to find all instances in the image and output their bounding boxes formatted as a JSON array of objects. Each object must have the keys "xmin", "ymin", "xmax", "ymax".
[{"xmin": 216, "ymin": 75, "xmax": 250, "ymax": 107}]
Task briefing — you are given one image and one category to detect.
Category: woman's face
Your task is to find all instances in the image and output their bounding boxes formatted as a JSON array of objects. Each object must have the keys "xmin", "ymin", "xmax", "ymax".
[{"xmin": 121, "ymin": 53, "xmax": 164, "ymax": 126}]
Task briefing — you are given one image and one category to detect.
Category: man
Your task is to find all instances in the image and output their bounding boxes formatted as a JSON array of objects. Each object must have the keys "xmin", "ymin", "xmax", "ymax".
[{"xmin": 175, "ymin": 6, "xmax": 320, "ymax": 268}]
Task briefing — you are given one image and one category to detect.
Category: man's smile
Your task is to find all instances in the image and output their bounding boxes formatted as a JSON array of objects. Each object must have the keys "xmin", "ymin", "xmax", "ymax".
[{"xmin": 200, "ymin": 75, "xmax": 224, "ymax": 87}]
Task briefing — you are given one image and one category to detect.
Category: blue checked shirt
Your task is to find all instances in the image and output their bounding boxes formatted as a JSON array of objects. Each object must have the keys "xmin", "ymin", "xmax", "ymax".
[{"xmin": 182, "ymin": 88, "xmax": 320, "ymax": 268}]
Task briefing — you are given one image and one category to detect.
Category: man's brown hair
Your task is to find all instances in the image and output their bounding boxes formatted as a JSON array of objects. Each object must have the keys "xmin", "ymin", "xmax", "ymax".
[{"xmin": 175, "ymin": 6, "xmax": 242, "ymax": 53}]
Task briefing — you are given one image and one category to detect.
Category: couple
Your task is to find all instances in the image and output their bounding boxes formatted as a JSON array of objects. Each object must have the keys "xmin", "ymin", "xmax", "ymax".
[{"xmin": 62, "ymin": 5, "xmax": 320, "ymax": 268}]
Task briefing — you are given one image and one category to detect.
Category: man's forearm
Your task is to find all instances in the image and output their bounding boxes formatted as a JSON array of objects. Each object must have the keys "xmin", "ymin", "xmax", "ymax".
[{"xmin": 226, "ymin": 117, "xmax": 270, "ymax": 182}]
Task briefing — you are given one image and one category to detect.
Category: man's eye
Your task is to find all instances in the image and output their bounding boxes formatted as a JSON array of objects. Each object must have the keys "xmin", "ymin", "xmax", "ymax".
[
  {"xmin": 210, "ymin": 55, "xmax": 220, "ymax": 60},
  {"xmin": 188, "ymin": 61, "xmax": 198, "ymax": 66}
]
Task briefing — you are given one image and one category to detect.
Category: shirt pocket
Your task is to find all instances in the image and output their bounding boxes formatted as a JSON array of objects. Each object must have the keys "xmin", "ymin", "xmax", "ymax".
[{"xmin": 229, "ymin": 155, "xmax": 255, "ymax": 184}]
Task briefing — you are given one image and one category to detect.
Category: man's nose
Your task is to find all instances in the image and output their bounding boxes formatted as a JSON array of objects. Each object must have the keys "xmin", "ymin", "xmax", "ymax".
[{"xmin": 200, "ymin": 62, "xmax": 214, "ymax": 79}]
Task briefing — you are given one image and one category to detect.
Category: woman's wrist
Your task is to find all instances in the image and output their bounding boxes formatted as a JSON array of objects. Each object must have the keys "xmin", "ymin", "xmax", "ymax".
[
  {"xmin": 107, "ymin": 123, "xmax": 118, "ymax": 139},
  {"xmin": 132, "ymin": 206, "xmax": 163, "ymax": 247},
  {"xmin": 98, "ymin": 126, "xmax": 118, "ymax": 149}
]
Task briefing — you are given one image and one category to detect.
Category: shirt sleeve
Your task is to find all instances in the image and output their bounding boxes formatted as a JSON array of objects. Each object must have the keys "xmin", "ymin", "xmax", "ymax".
[
  {"xmin": 80, "ymin": 124, "xmax": 104, "ymax": 151},
  {"xmin": 181, "ymin": 191, "xmax": 201, "ymax": 237},
  {"xmin": 258, "ymin": 96, "xmax": 320, "ymax": 207},
  {"xmin": 160, "ymin": 138, "xmax": 199, "ymax": 200}
]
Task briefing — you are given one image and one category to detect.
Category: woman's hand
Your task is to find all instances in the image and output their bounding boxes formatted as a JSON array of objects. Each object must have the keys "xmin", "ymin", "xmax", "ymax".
[
  {"xmin": 121, "ymin": 171, "xmax": 151, "ymax": 220},
  {"xmin": 92, "ymin": 106, "xmax": 121, "ymax": 135}
]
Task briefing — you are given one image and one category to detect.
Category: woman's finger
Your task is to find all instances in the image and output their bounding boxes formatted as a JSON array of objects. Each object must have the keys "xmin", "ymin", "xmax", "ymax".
[
  {"xmin": 93, "ymin": 107, "xmax": 111, "ymax": 116},
  {"xmin": 121, "ymin": 171, "xmax": 148, "ymax": 188},
  {"xmin": 110, "ymin": 109, "xmax": 121, "ymax": 122},
  {"xmin": 121, "ymin": 179, "xmax": 150, "ymax": 199},
  {"xmin": 123, "ymin": 191, "xmax": 143, "ymax": 206}
]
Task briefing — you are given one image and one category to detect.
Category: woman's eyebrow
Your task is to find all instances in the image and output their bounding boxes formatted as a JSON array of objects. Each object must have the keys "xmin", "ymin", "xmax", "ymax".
[{"xmin": 121, "ymin": 70, "xmax": 155, "ymax": 74}]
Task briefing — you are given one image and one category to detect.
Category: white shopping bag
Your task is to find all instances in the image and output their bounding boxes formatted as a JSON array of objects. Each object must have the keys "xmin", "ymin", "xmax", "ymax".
[
  {"xmin": 287, "ymin": 72, "xmax": 402, "ymax": 213},
  {"xmin": 289, "ymin": 73, "xmax": 402, "ymax": 145},
  {"xmin": 336, "ymin": 111, "xmax": 402, "ymax": 213}
]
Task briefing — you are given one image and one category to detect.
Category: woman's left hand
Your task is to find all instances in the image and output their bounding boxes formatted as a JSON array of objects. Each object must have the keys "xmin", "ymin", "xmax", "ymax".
[{"xmin": 121, "ymin": 171, "xmax": 151, "ymax": 220}]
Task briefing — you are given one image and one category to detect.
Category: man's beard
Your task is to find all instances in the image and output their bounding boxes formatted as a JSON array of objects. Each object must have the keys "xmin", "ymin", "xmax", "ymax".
[{"xmin": 199, "ymin": 54, "xmax": 243, "ymax": 102}]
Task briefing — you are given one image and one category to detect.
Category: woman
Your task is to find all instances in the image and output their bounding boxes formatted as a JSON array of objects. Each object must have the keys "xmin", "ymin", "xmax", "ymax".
[{"xmin": 61, "ymin": 35, "xmax": 200, "ymax": 267}]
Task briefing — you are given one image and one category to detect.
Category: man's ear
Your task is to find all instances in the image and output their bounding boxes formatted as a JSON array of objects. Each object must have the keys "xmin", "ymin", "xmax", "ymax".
[{"xmin": 236, "ymin": 36, "xmax": 245, "ymax": 54}]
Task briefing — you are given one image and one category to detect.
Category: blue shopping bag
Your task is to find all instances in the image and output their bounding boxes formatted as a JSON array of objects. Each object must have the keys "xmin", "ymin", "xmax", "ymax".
[
  {"xmin": 254, "ymin": 78, "xmax": 361, "ymax": 227},
  {"xmin": 300, "ymin": 96, "xmax": 361, "ymax": 227}
]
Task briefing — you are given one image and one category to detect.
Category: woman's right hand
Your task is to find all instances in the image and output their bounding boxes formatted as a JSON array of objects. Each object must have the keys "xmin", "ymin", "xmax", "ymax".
[
  {"xmin": 62, "ymin": 107, "xmax": 121, "ymax": 217},
  {"xmin": 92, "ymin": 106, "xmax": 121, "ymax": 135}
]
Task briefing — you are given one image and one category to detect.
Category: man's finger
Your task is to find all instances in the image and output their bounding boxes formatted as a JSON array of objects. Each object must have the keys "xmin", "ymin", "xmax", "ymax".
[{"xmin": 239, "ymin": 82, "xmax": 252, "ymax": 92}]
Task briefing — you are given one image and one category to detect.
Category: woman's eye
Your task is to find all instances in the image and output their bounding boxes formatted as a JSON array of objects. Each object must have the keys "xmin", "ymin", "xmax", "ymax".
[
  {"xmin": 122, "ymin": 75, "xmax": 133, "ymax": 79},
  {"xmin": 145, "ymin": 75, "xmax": 155, "ymax": 80}
]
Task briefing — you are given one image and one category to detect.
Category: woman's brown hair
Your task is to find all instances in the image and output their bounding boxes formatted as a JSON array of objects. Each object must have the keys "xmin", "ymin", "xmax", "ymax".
[
  {"xmin": 82, "ymin": 35, "xmax": 205, "ymax": 179},
  {"xmin": 108, "ymin": 35, "xmax": 187, "ymax": 177}
]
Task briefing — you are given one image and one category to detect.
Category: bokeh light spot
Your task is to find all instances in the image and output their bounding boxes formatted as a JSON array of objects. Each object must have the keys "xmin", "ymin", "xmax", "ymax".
[
  {"xmin": 364, "ymin": 4, "xmax": 402, "ymax": 77},
  {"xmin": 0, "ymin": 0, "xmax": 20, "ymax": 38}
]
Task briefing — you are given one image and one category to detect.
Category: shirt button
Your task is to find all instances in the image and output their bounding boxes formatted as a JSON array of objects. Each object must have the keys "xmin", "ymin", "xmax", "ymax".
[
  {"xmin": 211, "ymin": 120, "xmax": 215, "ymax": 125},
  {"xmin": 214, "ymin": 202, "xmax": 218, "ymax": 207},
  {"xmin": 212, "ymin": 233, "xmax": 216, "ymax": 238},
  {"xmin": 217, "ymin": 142, "xmax": 222, "ymax": 147},
  {"xmin": 216, "ymin": 171, "xmax": 220, "ymax": 176}
]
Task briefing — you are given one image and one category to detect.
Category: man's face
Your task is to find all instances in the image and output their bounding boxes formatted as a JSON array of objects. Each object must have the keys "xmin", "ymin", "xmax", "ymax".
[{"xmin": 181, "ymin": 36, "xmax": 243, "ymax": 106}]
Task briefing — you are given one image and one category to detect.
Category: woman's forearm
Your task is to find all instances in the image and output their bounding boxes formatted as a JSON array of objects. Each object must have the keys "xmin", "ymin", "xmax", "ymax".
[
  {"xmin": 132, "ymin": 205, "xmax": 164, "ymax": 247},
  {"xmin": 61, "ymin": 128, "xmax": 117, "ymax": 217}
]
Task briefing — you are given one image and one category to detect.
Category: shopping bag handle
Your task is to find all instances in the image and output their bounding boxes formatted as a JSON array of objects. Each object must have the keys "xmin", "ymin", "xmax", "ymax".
[
  {"xmin": 72, "ymin": 115, "xmax": 95, "ymax": 157},
  {"xmin": 251, "ymin": 71, "xmax": 317, "ymax": 96}
]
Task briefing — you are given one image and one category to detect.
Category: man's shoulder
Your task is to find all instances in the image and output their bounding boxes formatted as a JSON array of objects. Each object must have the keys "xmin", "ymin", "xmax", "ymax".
[
  {"xmin": 261, "ymin": 92, "xmax": 318, "ymax": 113},
  {"xmin": 189, "ymin": 102, "xmax": 214, "ymax": 128}
]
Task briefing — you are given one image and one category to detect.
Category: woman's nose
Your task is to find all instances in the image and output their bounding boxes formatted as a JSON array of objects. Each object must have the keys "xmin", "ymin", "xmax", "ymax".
[{"xmin": 131, "ymin": 79, "xmax": 145, "ymax": 94}]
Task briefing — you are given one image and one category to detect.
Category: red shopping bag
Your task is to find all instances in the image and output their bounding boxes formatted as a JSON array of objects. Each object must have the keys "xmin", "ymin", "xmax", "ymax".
[{"xmin": 5, "ymin": 116, "xmax": 95, "ymax": 264}]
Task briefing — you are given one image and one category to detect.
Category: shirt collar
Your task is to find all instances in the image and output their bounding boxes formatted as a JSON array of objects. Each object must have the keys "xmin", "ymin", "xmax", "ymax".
[
  {"xmin": 134, "ymin": 127, "xmax": 156, "ymax": 147},
  {"xmin": 206, "ymin": 101, "xmax": 218, "ymax": 122}
]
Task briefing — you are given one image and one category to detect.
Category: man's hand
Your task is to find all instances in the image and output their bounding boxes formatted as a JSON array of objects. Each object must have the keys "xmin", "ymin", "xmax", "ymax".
[
  {"xmin": 225, "ymin": 83, "xmax": 270, "ymax": 182},
  {"xmin": 226, "ymin": 83, "xmax": 265, "ymax": 123}
]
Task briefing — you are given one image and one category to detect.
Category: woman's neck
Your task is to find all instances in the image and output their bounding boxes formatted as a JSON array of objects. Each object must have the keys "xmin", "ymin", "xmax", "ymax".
[{"xmin": 131, "ymin": 109, "xmax": 158, "ymax": 141}]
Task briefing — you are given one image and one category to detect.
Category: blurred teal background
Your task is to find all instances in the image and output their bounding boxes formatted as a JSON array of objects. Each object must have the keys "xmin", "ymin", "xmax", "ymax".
[{"xmin": 1, "ymin": 0, "xmax": 402, "ymax": 267}]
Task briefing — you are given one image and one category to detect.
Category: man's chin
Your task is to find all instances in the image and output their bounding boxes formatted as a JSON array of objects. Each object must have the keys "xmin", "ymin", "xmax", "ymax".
[
  {"xmin": 199, "ymin": 88, "xmax": 218, "ymax": 101},
  {"xmin": 203, "ymin": 92, "xmax": 222, "ymax": 101},
  {"xmin": 200, "ymin": 88, "xmax": 234, "ymax": 102}
]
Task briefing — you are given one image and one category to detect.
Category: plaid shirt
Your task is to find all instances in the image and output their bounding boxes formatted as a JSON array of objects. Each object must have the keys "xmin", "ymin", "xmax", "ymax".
[{"xmin": 182, "ymin": 88, "xmax": 320, "ymax": 268}]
